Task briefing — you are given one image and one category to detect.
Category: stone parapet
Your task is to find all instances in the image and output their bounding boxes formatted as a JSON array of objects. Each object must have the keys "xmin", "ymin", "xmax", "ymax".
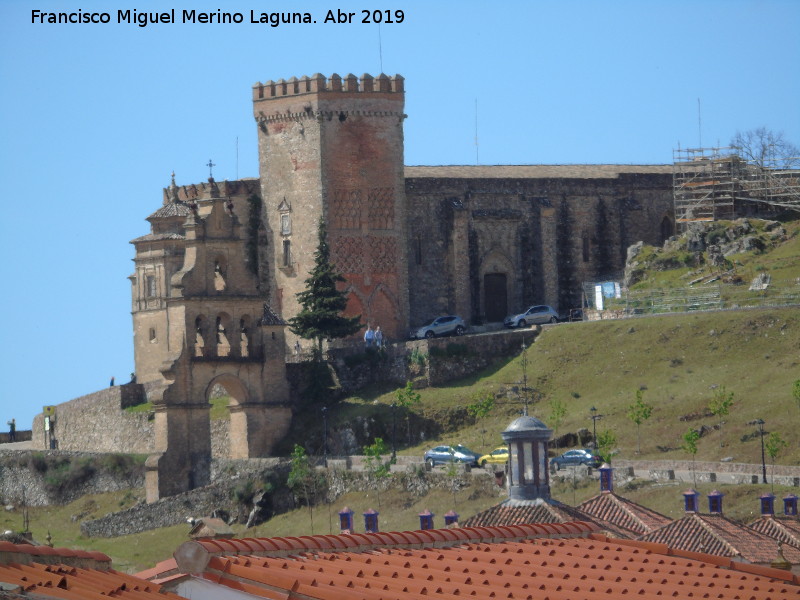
[{"xmin": 253, "ymin": 73, "xmax": 404, "ymax": 101}]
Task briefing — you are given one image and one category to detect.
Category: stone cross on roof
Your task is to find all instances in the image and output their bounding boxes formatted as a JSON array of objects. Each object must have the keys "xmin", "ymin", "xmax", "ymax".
[{"xmin": 206, "ymin": 159, "xmax": 216, "ymax": 179}]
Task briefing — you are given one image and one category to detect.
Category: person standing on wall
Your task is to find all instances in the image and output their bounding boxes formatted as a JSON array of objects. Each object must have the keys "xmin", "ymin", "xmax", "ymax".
[
  {"xmin": 364, "ymin": 324, "xmax": 375, "ymax": 348},
  {"xmin": 7, "ymin": 418, "xmax": 15, "ymax": 442}
]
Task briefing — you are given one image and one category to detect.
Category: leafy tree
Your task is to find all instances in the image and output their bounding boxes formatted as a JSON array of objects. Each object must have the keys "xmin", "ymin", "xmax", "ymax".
[
  {"xmin": 682, "ymin": 428, "xmax": 701, "ymax": 487},
  {"xmin": 395, "ymin": 381, "xmax": 422, "ymax": 445},
  {"xmin": 793, "ymin": 379, "xmax": 800, "ymax": 414},
  {"xmin": 548, "ymin": 398, "xmax": 567, "ymax": 447},
  {"xmin": 765, "ymin": 432, "xmax": 788, "ymax": 493},
  {"xmin": 445, "ymin": 447, "xmax": 461, "ymax": 511},
  {"xmin": 288, "ymin": 217, "xmax": 361, "ymax": 358},
  {"xmin": 466, "ymin": 391, "xmax": 495, "ymax": 449},
  {"xmin": 363, "ymin": 437, "xmax": 392, "ymax": 509},
  {"xmin": 730, "ymin": 127, "xmax": 800, "ymax": 169},
  {"xmin": 287, "ymin": 444, "xmax": 322, "ymax": 534},
  {"xmin": 627, "ymin": 389, "xmax": 653, "ymax": 454},
  {"xmin": 595, "ymin": 430, "xmax": 617, "ymax": 464},
  {"xmin": 708, "ymin": 386, "xmax": 734, "ymax": 448}
]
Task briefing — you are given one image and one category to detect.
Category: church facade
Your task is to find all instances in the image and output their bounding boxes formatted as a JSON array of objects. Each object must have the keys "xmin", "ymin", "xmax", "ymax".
[{"xmin": 130, "ymin": 73, "xmax": 674, "ymax": 500}]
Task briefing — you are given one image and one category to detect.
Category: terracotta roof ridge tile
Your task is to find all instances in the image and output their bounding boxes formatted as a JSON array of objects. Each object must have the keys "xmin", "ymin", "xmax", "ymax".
[{"xmin": 693, "ymin": 514, "xmax": 746, "ymax": 557}]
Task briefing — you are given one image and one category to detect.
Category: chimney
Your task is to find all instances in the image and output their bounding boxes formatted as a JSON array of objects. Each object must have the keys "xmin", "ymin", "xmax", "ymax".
[
  {"xmin": 444, "ymin": 510, "xmax": 459, "ymax": 527},
  {"xmin": 599, "ymin": 464, "xmax": 613, "ymax": 492},
  {"xmin": 784, "ymin": 494, "xmax": 798, "ymax": 516},
  {"xmin": 683, "ymin": 489, "xmax": 699, "ymax": 513},
  {"xmin": 418, "ymin": 510, "xmax": 434, "ymax": 530},
  {"xmin": 707, "ymin": 490, "xmax": 723, "ymax": 514},
  {"xmin": 338, "ymin": 507, "xmax": 354, "ymax": 533},
  {"xmin": 363, "ymin": 509, "xmax": 379, "ymax": 533},
  {"xmin": 760, "ymin": 493, "xmax": 775, "ymax": 517}
]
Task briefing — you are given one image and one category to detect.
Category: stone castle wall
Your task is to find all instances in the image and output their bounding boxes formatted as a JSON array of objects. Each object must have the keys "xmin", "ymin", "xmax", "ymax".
[
  {"xmin": 42, "ymin": 328, "xmax": 538, "ymax": 456},
  {"xmin": 29, "ymin": 383, "xmax": 236, "ymax": 457},
  {"xmin": 405, "ymin": 170, "xmax": 674, "ymax": 327},
  {"xmin": 32, "ymin": 384, "xmax": 152, "ymax": 453}
]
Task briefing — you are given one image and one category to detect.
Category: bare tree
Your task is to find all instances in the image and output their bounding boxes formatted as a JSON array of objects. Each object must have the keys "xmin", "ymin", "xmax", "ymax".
[{"xmin": 730, "ymin": 127, "xmax": 800, "ymax": 169}]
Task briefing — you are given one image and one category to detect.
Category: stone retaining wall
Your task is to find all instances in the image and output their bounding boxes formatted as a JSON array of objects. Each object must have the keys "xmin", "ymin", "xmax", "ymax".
[
  {"xmin": 0, "ymin": 451, "xmax": 145, "ymax": 507},
  {"xmin": 0, "ymin": 431, "xmax": 32, "ymax": 444},
  {"xmin": 81, "ymin": 465, "xmax": 500, "ymax": 538}
]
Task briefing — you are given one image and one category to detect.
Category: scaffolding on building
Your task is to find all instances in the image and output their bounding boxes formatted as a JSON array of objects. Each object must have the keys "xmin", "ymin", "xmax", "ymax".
[{"xmin": 673, "ymin": 146, "xmax": 800, "ymax": 229}]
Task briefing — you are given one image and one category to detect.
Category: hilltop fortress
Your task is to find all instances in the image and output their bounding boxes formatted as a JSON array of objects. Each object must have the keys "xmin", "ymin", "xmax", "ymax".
[{"xmin": 48, "ymin": 74, "xmax": 678, "ymax": 501}]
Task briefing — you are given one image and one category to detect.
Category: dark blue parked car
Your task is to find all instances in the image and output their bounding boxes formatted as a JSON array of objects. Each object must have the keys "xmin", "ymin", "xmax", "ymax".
[
  {"xmin": 550, "ymin": 448, "xmax": 602, "ymax": 470},
  {"xmin": 424, "ymin": 444, "xmax": 480, "ymax": 468}
]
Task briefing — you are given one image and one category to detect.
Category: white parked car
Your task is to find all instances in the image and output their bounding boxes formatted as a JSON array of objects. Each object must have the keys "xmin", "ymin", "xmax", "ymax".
[
  {"xmin": 410, "ymin": 315, "xmax": 467, "ymax": 339},
  {"xmin": 503, "ymin": 305, "xmax": 559, "ymax": 328}
]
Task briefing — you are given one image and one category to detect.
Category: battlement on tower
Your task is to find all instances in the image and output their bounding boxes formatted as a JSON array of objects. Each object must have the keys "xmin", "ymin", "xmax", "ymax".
[
  {"xmin": 161, "ymin": 178, "xmax": 260, "ymax": 204},
  {"xmin": 252, "ymin": 73, "xmax": 404, "ymax": 101}
]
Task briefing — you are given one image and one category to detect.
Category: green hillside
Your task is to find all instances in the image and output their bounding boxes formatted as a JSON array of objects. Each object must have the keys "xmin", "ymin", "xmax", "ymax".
[{"xmin": 346, "ymin": 307, "xmax": 799, "ymax": 466}]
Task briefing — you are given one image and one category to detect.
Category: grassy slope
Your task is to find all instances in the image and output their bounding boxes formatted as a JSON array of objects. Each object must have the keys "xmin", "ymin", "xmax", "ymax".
[{"xmin": 351, "ymin": 307, "xmax": 799, "ymax": 467}]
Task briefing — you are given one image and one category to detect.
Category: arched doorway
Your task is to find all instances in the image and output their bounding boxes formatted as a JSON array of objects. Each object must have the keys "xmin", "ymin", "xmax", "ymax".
[
  {"xmin": 660, "ymin": 215, "xmax": 674, "ymax": 241},
  {"xmin": 205, "ymin": 374, "xmax": 249, "ymax": 459},
  {"xmin": 484, "ymin": 273, "xmax": 508, "ymax": 323}
]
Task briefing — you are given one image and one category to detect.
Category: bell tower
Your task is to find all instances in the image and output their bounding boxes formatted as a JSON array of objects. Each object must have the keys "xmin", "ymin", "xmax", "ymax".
[{"xmin": 253, "ymin": 73, "xmax": 409, "ymax": 341}]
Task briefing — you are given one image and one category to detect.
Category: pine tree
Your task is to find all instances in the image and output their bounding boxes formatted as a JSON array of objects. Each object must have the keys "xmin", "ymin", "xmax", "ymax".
[{"xmin": 289, "ymin": 217, "xmax": 361, "ymax": 357}]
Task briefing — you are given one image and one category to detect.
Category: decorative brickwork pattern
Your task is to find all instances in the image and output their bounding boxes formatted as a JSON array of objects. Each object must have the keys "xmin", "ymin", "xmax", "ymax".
[
  {"xmin": 331, "ymin": 189, "xmax": 362, "ymax": 230},
  {"xmin": 367, "ymin": 235, "xmax": 398, "ymax": 274},
  {"xmin": 331, "ymin": 236, "xmax": 364, "ymax": 274},
  {"xmin": 367, "ymin": 187, "xmax": 395, "ymax": 229}
]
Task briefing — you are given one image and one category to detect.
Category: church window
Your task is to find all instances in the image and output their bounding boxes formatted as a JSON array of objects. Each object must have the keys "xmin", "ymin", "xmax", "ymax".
[
  {"xmin": 239, "ymin": 317, "xmax": 250, "ymax": 358},
  {"xmin": 281, "ymin": 214, "xmax": 291, "ymax": 235},
  {"xmin": 213, "ymin": 258, "xmax": 227, "ymax": 292},
  {"xmin": 415, "ymin": 235, "xmax": 423, "ymax": 265},
  {"xmin": 282, "ymin": 240, "xmax": 291, "ymax": 267},
  {"xmin": 215, "ymin": 314, "xmax": 231, "ymax": 357},
  {"xmin": 146, "ymin": 275, "xmax": 157, "ymax": 298},
  {"xmin": 194, "ymin": 316, "xmax": 205, "ymax": 357},
  {"xmin": 582, "ymin": 235, "xmax": 590, "ymax": 262},
  {"xmin": 149, "ymin": 327, "xmax": 157, "ymax": 342}
]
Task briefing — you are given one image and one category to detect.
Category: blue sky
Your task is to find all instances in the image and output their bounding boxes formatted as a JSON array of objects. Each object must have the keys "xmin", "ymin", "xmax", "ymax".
[{"xmin": 1, "ymin": 0, "xmax": 798, "ymax": 431}]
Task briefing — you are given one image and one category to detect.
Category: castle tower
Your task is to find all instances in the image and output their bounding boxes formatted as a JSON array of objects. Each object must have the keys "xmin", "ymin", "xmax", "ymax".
[
  {"xmin": 131, "ymin": 176, "xmax": 291, "ymax": 502},
  {"xmin": 253, "ymin": 73, "xmax": 409, "ymax": 341}
]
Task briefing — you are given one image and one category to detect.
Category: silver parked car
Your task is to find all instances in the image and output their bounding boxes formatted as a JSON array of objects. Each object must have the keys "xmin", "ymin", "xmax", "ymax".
[
  {"xmin": 503, "ymin": 305, "xmax": 559, "ymax": 328},
  {"xmin": 410, "ymin": 315, "xmax": 467, "ymax": 339}
]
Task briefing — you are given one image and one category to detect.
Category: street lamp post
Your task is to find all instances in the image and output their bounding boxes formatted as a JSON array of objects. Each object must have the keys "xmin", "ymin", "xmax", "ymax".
[
  {"xmin": 756, "ymin": 418, "xmax": 767, "ymax": 484},
  {"xmin": 520, "ymin": 341, "xmax": 529, "ymax": 416},
  {"xmin": 391, "ymin": 403, "xmax": 397, "ymax": 461},
  {"xmin": 322, "ymin": 406, "xmax": 328, "ymax": 468},
  {"xmin": 590, "ymin": 406, "xmax": 602, "ymax": 449}
]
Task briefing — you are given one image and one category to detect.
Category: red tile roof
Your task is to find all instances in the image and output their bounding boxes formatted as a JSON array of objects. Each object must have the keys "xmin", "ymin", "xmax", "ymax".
[
  {"xmin": 749, "ymin": 515, "xmax": 800, "ymax": 550},
  {"xmin": 0, "ymin": 542, "xmax": 185, "ymax": 599},
  {"xmin": 639, "ymin": 512, "xmax": 800, "ymax": 565},
  {"xmin": 164, "ymin": 524, "xmax": 800, "ymax": 599},
  {"xmin": 578, "ymin": 491, "xmax": 673, "ymax": 536},
  {"xmin": 462, "ymin": 498, "xmax": 636, "ymax": 538}
]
